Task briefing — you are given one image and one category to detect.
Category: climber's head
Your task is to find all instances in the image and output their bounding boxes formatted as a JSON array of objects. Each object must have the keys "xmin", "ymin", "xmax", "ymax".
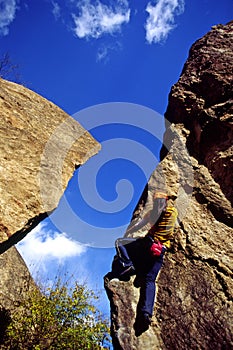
[{"xmin": 153, "ymin": 191, "xmax": 168, "ymax": 201}]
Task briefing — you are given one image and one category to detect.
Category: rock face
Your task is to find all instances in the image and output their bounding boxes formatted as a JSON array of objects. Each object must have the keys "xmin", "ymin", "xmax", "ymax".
[
  {"xmin": 0, "ymin": 244, "xmax": 35, "ymax": 344},
  {"xmin": 0, "ymin": 79, "xmax": 100, "ymax": 318},
  {"xmin": 0, "ymin": 78, "xmax": 100, "ymax": 247},
  {"xmin": 105, "ymin": 22, "xmax": 233, "ymax": 349}
]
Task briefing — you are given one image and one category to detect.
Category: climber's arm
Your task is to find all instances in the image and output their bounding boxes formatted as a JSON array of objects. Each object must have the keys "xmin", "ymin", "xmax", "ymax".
[{"xmin": 126, "ymin": 211, "xmax": 151, "ymax": 234}]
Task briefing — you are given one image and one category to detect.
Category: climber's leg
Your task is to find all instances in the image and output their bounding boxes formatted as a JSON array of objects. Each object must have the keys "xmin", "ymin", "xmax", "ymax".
[
  {"xmin": 115, "ymin": 238, "xmax": 135, "ymax": 266},
  {"xmin": 138, "ymin": 252, "xmax": 164, "ymax": 317},
  {"xmin": 114, "ymin": 238, "xmax": 137, "ymax": 277}
]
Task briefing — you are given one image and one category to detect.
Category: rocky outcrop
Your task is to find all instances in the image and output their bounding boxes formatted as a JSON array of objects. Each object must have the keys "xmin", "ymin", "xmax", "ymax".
[
  {"xmin": 0, "ymin": 244, "xmax": 35, "ymax": 344},
  {"xmin": 105, "ymin": 21, "xmax": 233, "ymax": 349},
  {"xmin": 0, "ymin": 79, "xmax": 100, "ymax": 317},
  {"xmin": 165, "ymin": 21, "xmax": 233, "ymax": 207}
]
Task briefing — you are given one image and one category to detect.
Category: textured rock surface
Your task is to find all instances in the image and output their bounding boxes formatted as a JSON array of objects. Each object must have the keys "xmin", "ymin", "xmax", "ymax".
[
  {"xmin": 0, "ymin": 78, "xmax": 100, "ymax": 313},
  {"xmin": 105, "ymin": 21, "xmax": 233, "ymax": 349},
  {"xmin": 0, "ymin": 245, "xmax": 35, "ymax": 343},
  {"xmin": 0, "ymin": 78, "xmax": 100, "ymax": 247}
]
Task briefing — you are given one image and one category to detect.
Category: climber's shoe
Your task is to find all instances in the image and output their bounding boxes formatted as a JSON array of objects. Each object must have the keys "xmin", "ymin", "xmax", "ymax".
[
  {"xmin": 134, "ymin": 312, "xmax": 151, "ymax": 336},
  {"xmin": 133, "ymin": 275, "xmax": 143, "ymax": 288},
  {"xmin": 118, "ymin": 265, "xmax": 136, "ymax": 281},
  {"xmin": 119, "ymin": 265, "xmax": 136, "ymax": 277},
  {"xmin": 142, "ymin": 312, "xmax": 152, "ymax": 327},
  {"xmin": 103, "ymin": 272, "xmax": 116, "ymax": 287}
]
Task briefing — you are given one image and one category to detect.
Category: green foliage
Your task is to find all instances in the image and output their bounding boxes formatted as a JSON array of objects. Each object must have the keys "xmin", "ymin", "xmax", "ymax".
[{"xmin": 2, "ymin": 278, "xmax": 110, "ymax": 349}]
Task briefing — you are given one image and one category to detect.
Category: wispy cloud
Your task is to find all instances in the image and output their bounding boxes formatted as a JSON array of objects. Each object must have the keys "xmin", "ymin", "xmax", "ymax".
[
  {"xmin": 96, "ymin": 41, "xmax": 122, "ymax": 63},
  {"xmin": 145, "ymin": 0, "xmax": 185, "ymax": 44},
  {"xmin": 72, "ymin": 0, "xmax": 130, "ymax": 39},
  {"xmin": 17, "ymin": 222, "xmax": 87, "ymax": 267},
  {"xmin": 51, "ymin": 1, "xmax": 61, "ymax": 21},
  {"xmin": 0, "ymin": 0, "xmax": 19, "ymax": 36}
]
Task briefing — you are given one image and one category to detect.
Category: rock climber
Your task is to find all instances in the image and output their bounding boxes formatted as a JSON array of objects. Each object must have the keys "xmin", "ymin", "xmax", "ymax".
[{"xmin": 108, "ymin": 191, "xmax": 178, "ymax": 335}]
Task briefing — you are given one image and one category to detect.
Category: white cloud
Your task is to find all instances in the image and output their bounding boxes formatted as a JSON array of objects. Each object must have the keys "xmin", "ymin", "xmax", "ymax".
[
  {"xmin": 0, "ymin": 0, "xmax": 19, "ymax": 36},
  {"xmin": 72, "ymin": 0, "xmax": 130, "ymax": 39},
  {"xmin": 145, "ymin": 0, "xmax": 185, "ymax": 44},
  {"xmin": 51, "ymin": 1, "xmax": 61, "ymax": 21},
  {"xmin": 96, "ymin": 41, "xmax": 122, "ymax": 63},
  {"xmin": 17, "ymin": 222, "xmax": 87, "ymax": 267}
]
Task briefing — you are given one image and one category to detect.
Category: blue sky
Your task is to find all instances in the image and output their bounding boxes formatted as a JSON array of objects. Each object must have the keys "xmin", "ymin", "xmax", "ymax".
[{"xmin": 1, "ymin": 0, "xmax": 232, "ymax": 320}]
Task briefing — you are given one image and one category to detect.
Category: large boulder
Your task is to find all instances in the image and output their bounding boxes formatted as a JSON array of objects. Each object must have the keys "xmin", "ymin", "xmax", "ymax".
[
  {"xmin": 105, "ymin": 21, "xmax": 233, "ymax": 350},
  {"xmin": 0, "ymin": 78, "xmax": 100, "ymax": 315}
]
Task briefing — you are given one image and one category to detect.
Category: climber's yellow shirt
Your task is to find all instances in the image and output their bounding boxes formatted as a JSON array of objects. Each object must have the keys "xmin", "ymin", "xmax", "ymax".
[{"xmin": 148, "ymin": 206, "xmax": 178, "ymax": 248}]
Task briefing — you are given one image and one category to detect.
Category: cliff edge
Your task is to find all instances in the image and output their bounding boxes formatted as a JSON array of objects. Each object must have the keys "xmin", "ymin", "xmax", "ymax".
[{"xmin": 105, "ymin": 21, "xmax": 233, "ymax": 350}]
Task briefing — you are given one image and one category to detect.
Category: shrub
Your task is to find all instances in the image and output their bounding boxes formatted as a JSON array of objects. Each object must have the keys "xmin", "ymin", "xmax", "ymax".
[{"xmin": 2, "ymin": 278, "xmax": 110, "ymax": 349}]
